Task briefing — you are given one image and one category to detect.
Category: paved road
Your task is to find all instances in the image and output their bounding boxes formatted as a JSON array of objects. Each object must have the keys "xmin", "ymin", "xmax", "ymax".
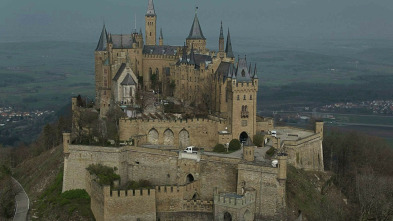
[{"xmin": 12, "ymin": 177, "xmax": 29, "ymax": 221}]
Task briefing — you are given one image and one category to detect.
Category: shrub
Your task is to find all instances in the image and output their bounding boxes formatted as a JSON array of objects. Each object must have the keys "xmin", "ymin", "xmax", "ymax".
[
  {"xmin": 229, "ymin": 139, "xmax": 241, "ymax": 151},
  {"xmin": 253, "ymin": 134, "xmax": 264, "ymax": 147},
  {"xmin": 213, "ymin": 144, "xmax": 226, "ymax": 153},
  {"xmin": 61, "ymin": 189, "xmax": 90, "ymax": 200},
  {"xmin": 125, "ymin": 180, "xmax": 152, "ymax": 190},
  {"xmin": 86, "ymin": 164, "xmax": 120, "ymax": 186}
]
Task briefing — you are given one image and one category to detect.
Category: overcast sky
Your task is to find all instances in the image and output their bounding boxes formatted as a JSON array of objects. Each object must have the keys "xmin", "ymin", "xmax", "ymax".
[{"xmin": 1, "ymin": 0, "xmax": 393, "ymax": 44}]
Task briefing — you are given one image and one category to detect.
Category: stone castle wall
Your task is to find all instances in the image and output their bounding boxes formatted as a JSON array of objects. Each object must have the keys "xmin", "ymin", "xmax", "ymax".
[{"xmin": 119, "ymin": 118, "xmax": 229, "ymax": 149}]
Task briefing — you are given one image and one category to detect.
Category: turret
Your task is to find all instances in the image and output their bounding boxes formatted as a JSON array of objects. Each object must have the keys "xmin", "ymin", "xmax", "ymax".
[
  {"xmin": 96, "ymin": 24, "xmax": 108, "ymax": 51},
  {"xmin": 63, "ymin": 133, "xmax": 71, "ymax": 154},
  {"xmin": 159, "ymin": 28, "xmax": 164, "ymax": 46},
  {"xmin": 243, "ymin": 137, "xmax": 255, "ymax": 162},
  {"xmin": 71, "ymin": 97, "xmax": 77, "ymax": 111},
  {"xmin": 186, "ymin": 7, "xmax": 206, "ymax": 52},
  {"xmin": 315, "ymin": 121, "xmax": 324, "ymax": 138},
  {"xmin": 145, "ymin": 0, "xmax": 157, "ymax": 46}
]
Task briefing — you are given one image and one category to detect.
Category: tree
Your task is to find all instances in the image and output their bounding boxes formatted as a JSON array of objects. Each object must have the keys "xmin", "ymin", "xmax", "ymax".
[
  {"xmin": 229, "ymin": 139, "xmax": 241, "ymax": 151},
  {"xmin": 214, "ymin": 144, "xmax": 226, "ymax": 153},
  {"xmin": 253, "ymin": 134, "xmax": 264, "ymax": 147}
]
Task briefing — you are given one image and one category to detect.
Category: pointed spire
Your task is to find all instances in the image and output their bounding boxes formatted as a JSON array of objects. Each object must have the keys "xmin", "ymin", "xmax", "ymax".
[
  {"xmin": 187, "ymin": 7, "xmax": 206, "ymax": 40},
  {"xmin": 159, "ymin": 28, "xmax": 163, "ymax": 40},
  {"xmin": 146, "ymin": 0, "xmax": 156, "ymax": 16},
  {"xmin": 253, "ymin": 63, "xmax": 258, "ymax": 79},
  {"xmin": 139, "ymin": 28, "xmax": 143, "ymax": 35},
  {"xmin": 225, "ymin": 28, "xmax": 234, "ymax": 58},
  {"xmin": 96, "ymin": 24, "xmax": 108, "ymax": 51},
  {"xmin": 219, "ymin": 21, "xmax": 224, "ymax": 39}
]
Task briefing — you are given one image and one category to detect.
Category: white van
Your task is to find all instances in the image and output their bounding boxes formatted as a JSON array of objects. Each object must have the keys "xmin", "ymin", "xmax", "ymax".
[
  {"xmin": 184, "ymin": 146, "xmax": 199, "ymax": 154},
  {"xmin": 271, "ymin": 130, "xmax": 277, "ymax": 137}
]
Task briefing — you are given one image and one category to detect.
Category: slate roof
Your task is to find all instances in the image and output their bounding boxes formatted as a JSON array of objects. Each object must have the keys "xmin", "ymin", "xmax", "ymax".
[
  {"xmin": 95, "ymin": 25, "xmax": 108, "ymax": 51},
  {"xmin": 112, "ymin": 34, "xmax": 134, "ymax": 49},
  {"xmin": 113, "ymin": 63, "xmax": 127, "ymax": 81},
  {"xmin": 244, "ymin": 137, "xmax": 254, "ymax": 146},
  {"xmin": 146, "ymin": 0, "xmax": 156, "ymax": 16},
  {"xmin": 225, "ymin": 29, "xmax": 234, "ymax": 58},
  {"xmin": 143, "ymin": 45, "xmax": 178, "ymax": 55},
  {"xmin": 215, "ymin": 62, "xmax": 235, "ymax": 82},
  {"xmin": 121, "ymin": 74, "xmax": 136, "ymax": 85},
  {"xmin": 235, "ymin": 58, "xmax": 253, "ymax": 82},
  {"xmin": 187, "ymin": 12, "xmax": 206, "ymax": 40}
]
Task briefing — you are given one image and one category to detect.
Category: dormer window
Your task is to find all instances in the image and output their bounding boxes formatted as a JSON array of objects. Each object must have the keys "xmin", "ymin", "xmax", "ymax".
[{"xmin": 241, "ymin": 69, "xmax": 246, "ymax": 77}]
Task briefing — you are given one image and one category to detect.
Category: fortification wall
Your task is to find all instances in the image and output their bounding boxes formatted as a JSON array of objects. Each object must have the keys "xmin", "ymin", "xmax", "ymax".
[
  {"xmin": 104, "ymin": 188, "xmax": 156, "ymax": 221},
  {"xmin": 126, "ymin": 146, "xmax": 179, "ymax": 185},
  {"xmin": 198, "ymin": 155, "xmax": 240, "ymax": 200},
  {"xmin": 119, "ymin": 118, "xmax": 228, "ymax": 150},
  {"xmin": 237, "ymin": 163, "xmax": 281, "ymax": 218},
  {"xmin": 284, "ymin": 134, "xmax": 324, "ymax": 171},
  {"xmin": 63, "ymin": 145, "xmax": 125, "ymax": 192}
]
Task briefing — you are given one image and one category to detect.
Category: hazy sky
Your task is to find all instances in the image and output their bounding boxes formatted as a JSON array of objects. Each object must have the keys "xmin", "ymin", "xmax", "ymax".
[{"xmin": 1, "ymin": 0, "xmax": 393, "ymax": 44}]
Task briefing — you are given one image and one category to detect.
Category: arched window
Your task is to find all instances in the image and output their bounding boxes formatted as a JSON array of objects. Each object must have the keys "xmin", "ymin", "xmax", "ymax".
[
  {"xmin": 250, "ymin": 95, "xmax": 252, "ymax": 100},
  {"xmin": 241, "ymin": 69, "xmax": 246, "ymax": 77},
  {"xmin": 243, "ymin": 95, "xmax": 246, "ymax": 100},
  {"xmin": 237, "ymin": 95, "xmax": 240, "ymax": 100}
]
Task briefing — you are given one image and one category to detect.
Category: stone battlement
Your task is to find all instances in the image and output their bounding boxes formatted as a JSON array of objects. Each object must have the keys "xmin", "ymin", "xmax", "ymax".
[
  {"xmin": 182, "ymin": 200, "xmax": 213, "ymax": 212},
  {"xmin": 214, "ymin": 192, "xmax": 255, "ymax": 208},
  {"xmin": 121, "ymin": 117, "xmax": 226, "ymax": 125}
]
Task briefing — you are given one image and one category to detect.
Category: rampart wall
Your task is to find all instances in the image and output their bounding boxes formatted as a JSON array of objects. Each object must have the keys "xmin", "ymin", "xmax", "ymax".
[
  {"xmin": 283, "ymin": 133, "xmax": 324, "ymax": 171},
  {"xmin": 119, "ymin": 118, "xmax": 229, "ymax": 150}
]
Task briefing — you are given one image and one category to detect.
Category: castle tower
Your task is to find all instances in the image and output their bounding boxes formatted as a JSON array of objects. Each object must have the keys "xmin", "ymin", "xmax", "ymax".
[
  {"xmin": 145, "ymin": 0, "xmax": 157, "ymax": 46},
  {"xmin": 218, "ymin": 21, "xmax": 225, "ymax": 58},
  {"xmin": 243, "ymin": 137, "xmax": 255, "ymax": 162},
  {"xmin": 159, "ymin": 28, "xmax": 164, "ymax": 46},
  {"xmin": 225, "ymin": 29, "xmax": 235, "ymax": 60},
  {"xmin": 227, "ymin": 56, "xmax": 258, "ymax": 143},
  {"xmin": 186, "ymin": 7, "xmax": 206, "ymax": 52},
  {"xmin": 95, "ymin": 24, "xmax": 108, "ymax": 105}
]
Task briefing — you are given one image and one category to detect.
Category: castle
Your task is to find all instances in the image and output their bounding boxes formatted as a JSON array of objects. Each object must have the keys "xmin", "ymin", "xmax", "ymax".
[{"xmin": 63, "ymin": 1, "xmax": 325, "ymax": 220}]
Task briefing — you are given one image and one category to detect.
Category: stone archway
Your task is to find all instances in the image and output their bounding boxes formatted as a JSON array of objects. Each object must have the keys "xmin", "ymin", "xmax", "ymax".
[
  {"xmin": 244, "ymin": 209, "xmax": 252, "ymax": 221},
  {"xmin": 147, "ymin": 128, "xmax": 159, "ymax": 145},
  {"xmin": 186, "ymin": 174, "xmax": 194, "ymax": 184},
  {"xmin": 224, "ymin": 212, "xmax": 232, "ymax": 221},
  {"xmin": 163, "ymin": 129, "xmax": 174, "ymax": 146},
  {"xmin": 240, "ymin": 131, "xmax": 248, "ymax": 144},
  {"xmin": 179, "ymin": 129, "xmax": 190, "ymax": 148}
]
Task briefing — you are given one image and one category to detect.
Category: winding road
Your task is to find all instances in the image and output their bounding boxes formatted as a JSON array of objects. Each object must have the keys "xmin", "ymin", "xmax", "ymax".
[{"xmin": 12, "ymin": 177, "xmax": 29, "ymax": 221}]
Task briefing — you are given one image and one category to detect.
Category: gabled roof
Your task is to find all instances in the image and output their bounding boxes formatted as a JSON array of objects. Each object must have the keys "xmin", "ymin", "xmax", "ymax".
[
  {"xmin": 113, "ymin": 63, "xmax": 127, "ymax": 81},
  {"xmin": 146, "ymin": 0, "xmax": 156, "ymax": 16},
  {"xmin": 187, "ymin": 11, "xmax": 206, "ymax": 40},
  {"xmin": 121, "ymin": 74, "xmax": 136, "ymax": 86},
  {"xmin": 95, "ymin": 25, "xmax": 108, "ymax": 51},
  {"xmin": 112, "ymin": 34, "xmax": 134, "ymax": 49},
  {"xmin": 143, "ymin": 45, "xmax": 178, "ymax": 55}
]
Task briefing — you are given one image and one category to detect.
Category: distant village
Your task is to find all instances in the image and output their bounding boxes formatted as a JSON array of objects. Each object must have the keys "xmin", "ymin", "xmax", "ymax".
[
  {"xmin": 0, "ymin": 107, "xmax": 54, "ymax": 127},
  {"xmin": 319, "ymin": 100, "xmax": 393, "ymax": 115}
]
